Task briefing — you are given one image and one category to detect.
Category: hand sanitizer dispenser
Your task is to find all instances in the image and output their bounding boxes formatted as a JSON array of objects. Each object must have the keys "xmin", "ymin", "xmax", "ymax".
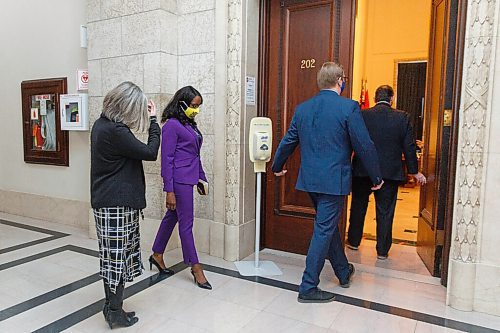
[
  {"xmin": 249, "ymin": 117, "xmax": 272, "ymax": 172},
  {"xmin": 235, "ymin": 116, "xmax": 282, "ymax": 277}
]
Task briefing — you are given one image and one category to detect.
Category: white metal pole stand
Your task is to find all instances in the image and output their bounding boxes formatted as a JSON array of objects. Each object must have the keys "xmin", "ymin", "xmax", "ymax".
[
  {"xmin": 254, "ymin": 172, "xmax": 262, "ymax": 268},
  {"xmin": 235, "ymin": 172, "xmax": 282, "ymax": 276},
  {"xmin": 235, "ymin": 117, "xmax": 282, "ymax": 276}
]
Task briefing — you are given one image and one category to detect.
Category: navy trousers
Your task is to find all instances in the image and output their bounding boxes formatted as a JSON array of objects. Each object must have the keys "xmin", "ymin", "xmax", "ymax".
[{"xmin": 299, "ymin": 193, "xmax": 350, "ymax": 294}]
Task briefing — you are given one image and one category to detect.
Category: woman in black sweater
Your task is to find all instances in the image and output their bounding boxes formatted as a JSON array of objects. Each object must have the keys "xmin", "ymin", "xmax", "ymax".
[{"xmin": 91, "ymin": 81, "xmax": 160, "ymax": 329}]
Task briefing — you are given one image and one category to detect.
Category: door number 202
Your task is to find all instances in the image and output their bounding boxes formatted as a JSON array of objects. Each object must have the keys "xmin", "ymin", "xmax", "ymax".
[{"xmin": 301, "ymin": 59, "xmax": 316, "ymax": 69}]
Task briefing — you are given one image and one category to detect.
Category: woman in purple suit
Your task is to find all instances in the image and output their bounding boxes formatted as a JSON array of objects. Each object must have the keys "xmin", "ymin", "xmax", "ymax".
[{"xmin": 150, "ymin": 86, "xmax": 212, "ymax": 289}]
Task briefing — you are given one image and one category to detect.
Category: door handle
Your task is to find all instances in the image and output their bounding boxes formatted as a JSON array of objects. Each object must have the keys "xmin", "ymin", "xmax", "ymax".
[{"xmin": 420, "ymin": 97, "xmax": 425, "ymax": 118}]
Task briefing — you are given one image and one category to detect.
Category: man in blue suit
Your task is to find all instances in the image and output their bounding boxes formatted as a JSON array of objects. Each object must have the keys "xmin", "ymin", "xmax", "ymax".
[{"xmin": 272, "ymin": 62, "xmax": 384, "ymax": 303}]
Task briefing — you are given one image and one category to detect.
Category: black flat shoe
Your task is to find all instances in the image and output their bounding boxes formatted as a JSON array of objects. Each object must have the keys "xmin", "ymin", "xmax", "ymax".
[
  {"xmin": 149, "ymin": 255, "xmax": 174, "ymax": 275},
  {"xmin": 191, "ymin": 270, "xmax": 212, "ymax": 290},
  {"xmin": 298, "ymin": 288, "xmax": 335, "ymax": 303},
  {"xmin": 339, "ymin": 263, "xmax": 355, "ymax": 288}
]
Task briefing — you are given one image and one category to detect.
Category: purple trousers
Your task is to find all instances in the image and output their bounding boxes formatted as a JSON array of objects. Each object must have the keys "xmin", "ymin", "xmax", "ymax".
[{"xmin": 152, "ymin": 182, "xmax": 199, "ymax": 265}]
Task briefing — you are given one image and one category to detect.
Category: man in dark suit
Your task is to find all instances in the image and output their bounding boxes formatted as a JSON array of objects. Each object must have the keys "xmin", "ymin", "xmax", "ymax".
[
  {"xmin": 272, "ymin": 62, "xmax": 384, "ymax": 303},
  {"xmin": 348, "ymin": 85, "xmax": 426, "ymax": 260}
]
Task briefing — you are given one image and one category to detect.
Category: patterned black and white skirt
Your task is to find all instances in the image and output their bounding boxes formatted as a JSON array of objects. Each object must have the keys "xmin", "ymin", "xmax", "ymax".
[{"xmin": 93, "ymin": 207, "xmax": 144, "ymax": 293}]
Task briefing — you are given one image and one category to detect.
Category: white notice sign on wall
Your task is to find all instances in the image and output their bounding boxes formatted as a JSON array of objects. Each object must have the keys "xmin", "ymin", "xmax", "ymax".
[
  {"xmin": 77, "ymin": 69, "xmax": 89, "ymax": 91},
  {"xmin": 246, "ymin": 76, "xmax": 256, "ymax": 106}
]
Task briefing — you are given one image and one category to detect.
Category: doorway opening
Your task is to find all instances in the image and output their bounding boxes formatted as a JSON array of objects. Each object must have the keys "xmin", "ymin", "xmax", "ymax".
[
  {"xmin": 346, "ymin": 0, "xmax": 432, "ymax": 276},
  {"xmin": 259, "ymin": 0, "xmax": 465, "ymax": 286}
]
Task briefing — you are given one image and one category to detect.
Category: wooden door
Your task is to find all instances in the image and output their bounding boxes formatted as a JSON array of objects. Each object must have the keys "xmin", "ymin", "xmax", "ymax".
[
  {"xmin": 262, "ymin": 0, "xmax": 355, "ymax": 254},
  {"xmin": 417, "ymin": 0, "xmax": 449, "ymax": 276}
]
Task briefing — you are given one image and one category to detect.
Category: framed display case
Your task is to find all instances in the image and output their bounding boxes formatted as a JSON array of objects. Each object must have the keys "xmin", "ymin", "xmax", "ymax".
[
  {"xmin": 21, "ymin": 78, "xmax": 69, "ymax": 166},
  {"xmin": 60, "ymin": 94, "xmax": 89, "ymax": 131}
]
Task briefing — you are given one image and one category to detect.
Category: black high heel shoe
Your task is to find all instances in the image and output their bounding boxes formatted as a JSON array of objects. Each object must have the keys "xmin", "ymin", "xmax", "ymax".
[
  {"xmin": 149, "ymin": 255, "xmax": 174, "ymax": 275},
  {"xmin": 191, "ymin": 269, "xmax": 212, "ymax": 290}
]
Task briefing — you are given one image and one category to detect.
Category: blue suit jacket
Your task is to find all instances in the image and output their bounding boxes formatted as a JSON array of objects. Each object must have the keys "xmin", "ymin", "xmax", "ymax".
[{"xmin": 271, "ymin": 90, "xmax": 382, "ymax": 195}]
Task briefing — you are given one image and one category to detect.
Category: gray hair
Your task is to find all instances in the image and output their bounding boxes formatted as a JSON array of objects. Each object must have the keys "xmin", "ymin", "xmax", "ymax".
[
  {"xmin": 317, "ymin": 62, "xmax": 344, "ymax": 90},
  {"xmin": 102, "ymin": 81, "xmax": 149, "ymax": 132}
]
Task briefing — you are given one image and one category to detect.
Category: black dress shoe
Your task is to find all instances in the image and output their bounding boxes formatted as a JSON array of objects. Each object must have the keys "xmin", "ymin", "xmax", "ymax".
[
  {"xmin": 346, "ymin": 242, "xmax": 359, "ymax": 251},
  {"xmin": 191, "ymin": 270, "xmax": 212, "ymax": 290},
  {"xmin": 339, "ymin": 263, "xmax": 355, "ymax": 288},
  {"xmin": 297, "ymin": 288, "xmax": 336, "ymax": 303},
  {"xmin": 149, "ymin": 255, "xmax": 174, "ymax": 275}
]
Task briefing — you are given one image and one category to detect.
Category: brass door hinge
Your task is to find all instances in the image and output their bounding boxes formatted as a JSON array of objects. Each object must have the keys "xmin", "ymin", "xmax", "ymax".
[{"xmin": 443, "ymin": 109, "xmax": 452, "ymax": 127}]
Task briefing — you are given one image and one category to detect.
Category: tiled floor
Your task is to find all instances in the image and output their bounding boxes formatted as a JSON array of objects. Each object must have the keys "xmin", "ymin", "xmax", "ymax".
[
  {"xmin": 347, "ymin": 185, "xmax": 421, "ymax": 244},
  {"xmin": 1, "ymin": 212, "xmax": 499, "ymax": 333}
]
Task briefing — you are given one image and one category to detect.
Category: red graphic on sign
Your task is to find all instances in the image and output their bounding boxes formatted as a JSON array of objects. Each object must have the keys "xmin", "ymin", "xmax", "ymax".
[{"xmin": 81, "ymin": 72, "xmax": 89, "ymax": 83}]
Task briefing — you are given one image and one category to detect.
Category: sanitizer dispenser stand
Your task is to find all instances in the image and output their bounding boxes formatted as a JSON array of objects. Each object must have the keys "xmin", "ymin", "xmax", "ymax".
[{"xmin": 234, "ymin": 117, "xmax": 282, "ymax": 277}]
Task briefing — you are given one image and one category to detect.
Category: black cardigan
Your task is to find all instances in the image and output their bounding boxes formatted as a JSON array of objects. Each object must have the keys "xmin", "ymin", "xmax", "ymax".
[{"xmin": 91, "ymin": 115, "xmax": 160, "ymax": 209}]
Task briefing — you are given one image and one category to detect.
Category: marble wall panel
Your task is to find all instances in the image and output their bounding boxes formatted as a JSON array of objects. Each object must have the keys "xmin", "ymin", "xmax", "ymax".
[
  {"xmin": 122, "ymin": 11, "xmax": 162, "ymax": 55},
  {"xmin": 87, "ymin": 0, "xmax": 101, "ymax": 23},
  {"xmin": 101, "ymin": 55, "xmax": 144, "ymax": 94},
  {"xmin": 87, "ymin": 18, "xmax": 122, "ymax": 60},
  {"xmin": 88, "ymin": 60, "xmax": 103, "ymax": 97},
  {"xmin": 193, "ymin": 218, "xmax": 211, "ymax": 254},
  {"xmin": 196, "ymin": 93, "xmax": 215, "ymax": 135},
  {"xmin": 178, "ymin": 10, "xmax": 215, "ymax": 55},
  {"xmin": 102, "ymin": 0, "xmax": 142, "ymax": 19},
  {"xmin": 161, "ymin": 52, "xmax": 178, "ymax": 94},
  {"xmin": 194, "ymin": 174, "xmax": 214, "ymax": 221},
  {"xmin": 160, "ymin": 11, "xmax": 179, "ymax": 54},
  {"xmin": 144, "ymin": 53, "xmax": 162, "ymax": 94},
  {"xmin": 209, "ymin": 221, "xmax": 225, "ymax": 257},
  {"xmin": 177, "ymin": 0, "xmax": 215, "ymax": 14},
  {"xmin": 144, "ymin": 174, "xmax": 165, "ymax": 220},
  {"xmin": 178, "ymin": 52, "xmax": 215, "ymax": 94},
  {"xmin": 143, "ymin": 0, "xmax": 177, "ymax": 13},
  {"xmin": 473, "ymin": 263, "xmax": 500, "ymax": 316}
]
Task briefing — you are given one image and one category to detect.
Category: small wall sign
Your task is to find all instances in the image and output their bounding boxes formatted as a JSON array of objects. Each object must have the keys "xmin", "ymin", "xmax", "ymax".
[{"xmin": 77, "ymin": 69, "xmax": 89, "ymax": 91}]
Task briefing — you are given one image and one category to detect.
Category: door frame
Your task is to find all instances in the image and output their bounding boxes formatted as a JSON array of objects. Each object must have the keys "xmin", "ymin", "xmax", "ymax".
[
  {"xmin": 256, "ymin": 0, "xmax": 466, "ymax": 284},
  {"xmin": 441, "ymin": 0, "xmax": 467, "ymax": 286}
]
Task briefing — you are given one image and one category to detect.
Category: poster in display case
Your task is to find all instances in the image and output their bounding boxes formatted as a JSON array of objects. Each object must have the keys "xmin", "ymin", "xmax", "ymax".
[{"xmin": 21, "ymin": 78, "xmax": 69, "ymax": 166}]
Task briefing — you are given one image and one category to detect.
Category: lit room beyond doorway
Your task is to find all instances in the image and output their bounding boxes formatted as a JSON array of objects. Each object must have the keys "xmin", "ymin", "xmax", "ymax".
[{"xmin": 346, "ymin": 0, "xmax": 432, "ymax": 277}]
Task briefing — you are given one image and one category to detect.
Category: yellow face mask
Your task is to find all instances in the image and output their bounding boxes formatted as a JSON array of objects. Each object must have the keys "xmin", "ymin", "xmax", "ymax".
[{"xmin": 181, "ymin": 101, "xmax": 200, "ymax": 119}]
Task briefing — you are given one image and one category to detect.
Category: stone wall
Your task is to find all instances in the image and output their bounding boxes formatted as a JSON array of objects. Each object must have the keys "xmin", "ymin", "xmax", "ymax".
[
  {"xmin": 448, "ymin": 0, "xmax": 500, "ymax": 317},
  {"xmin": 87, "ymin": 0, "xmax": 181, "ymax": 251},
  {"xmin": 86, "ymin": 0, "xmax": 259, "ymax": 260}
]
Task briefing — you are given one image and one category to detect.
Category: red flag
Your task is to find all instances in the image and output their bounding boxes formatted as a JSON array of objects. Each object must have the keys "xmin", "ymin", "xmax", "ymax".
[{"xmin": 362, "ymin": 90, "xmax": 370, "ymax": 109}]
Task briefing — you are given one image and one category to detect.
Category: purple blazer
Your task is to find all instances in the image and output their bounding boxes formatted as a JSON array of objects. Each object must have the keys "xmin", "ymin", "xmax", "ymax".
[{"xmin": 161, "ymin": 118, "xmax": 207, "ymax": 192}]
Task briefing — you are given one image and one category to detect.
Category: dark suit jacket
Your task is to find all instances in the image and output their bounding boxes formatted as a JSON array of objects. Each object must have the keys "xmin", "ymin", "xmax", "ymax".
[
  {"xmin": 272, "ymin": 90, "xmax": 382, "ymax": 196},
  {"xmin": 352, "ymin": 102, "xmax": 418, "ymax": 181}
]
